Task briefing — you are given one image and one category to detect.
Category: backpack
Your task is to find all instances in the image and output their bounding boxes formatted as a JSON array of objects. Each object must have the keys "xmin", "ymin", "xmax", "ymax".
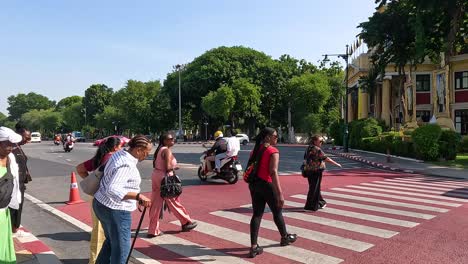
[
  {"xmin": 0, "ymin": 159, "xmax": 14, "ymax": 208},
  {"xmin": 225, "ymin": 136, "xmax": 240, "ymax": 157}
]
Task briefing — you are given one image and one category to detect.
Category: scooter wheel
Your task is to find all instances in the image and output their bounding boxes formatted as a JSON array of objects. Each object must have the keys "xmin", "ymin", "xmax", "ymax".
[
  {"xmin": 197, "ymin": 167, "xmax": 208, "ymax": 181},
  {"xmin": 227, "ymin": 171, "xmax": 239, "ymax": 184}
]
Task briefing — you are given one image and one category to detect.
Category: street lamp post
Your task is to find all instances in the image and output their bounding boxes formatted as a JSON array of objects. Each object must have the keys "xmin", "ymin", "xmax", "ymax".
[
  {"xmin": 175, "ymin": 64, "xmax": 183, "ymax": 140},
  {"xmin": 323, "ymin": 45, "xmax": 350, "ymax": 152}
]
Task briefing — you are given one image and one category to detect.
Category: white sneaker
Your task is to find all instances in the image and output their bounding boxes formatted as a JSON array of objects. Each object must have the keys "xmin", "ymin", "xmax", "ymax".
[
  {"xmin": 320, "ymin": 204, "xmax": 327, "ymax": 209},
  {"xmin": 13, "ymin": 230, "xmax": 32, "ymax": 238}
]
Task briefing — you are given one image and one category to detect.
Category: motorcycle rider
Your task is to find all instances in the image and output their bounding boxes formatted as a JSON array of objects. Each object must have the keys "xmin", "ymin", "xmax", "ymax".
[
  {"xmin": 205, "ymin": 131, "xmax": 227, "ymax": 173},
  {"xmin": 64, "ymin": 133, "xmax": 75, "ymax": 149}
]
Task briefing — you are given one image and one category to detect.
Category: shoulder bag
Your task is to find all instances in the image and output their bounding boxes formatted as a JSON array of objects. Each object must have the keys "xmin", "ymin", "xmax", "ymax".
[
  {"xmin": 80, "ymin": 163, "xmax": 106, "ymax": 196},
  {"xmin": 243, "ymin": 146, "xmax": 268, "ymax": 183},
  {"xmin": 160, "ymin": 172, "xmax": 182, "ymax": 198}
]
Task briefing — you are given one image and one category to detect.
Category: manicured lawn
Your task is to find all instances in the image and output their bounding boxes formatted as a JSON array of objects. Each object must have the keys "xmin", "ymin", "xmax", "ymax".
[{"xmin": 433, "ymin": 154, "xmax": 468, "ymax": 169}]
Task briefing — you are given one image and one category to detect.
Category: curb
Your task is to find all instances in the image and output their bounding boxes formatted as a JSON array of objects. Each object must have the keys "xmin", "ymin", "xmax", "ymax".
[
  {"xmin": 325, "ymin": 148, "xmax": 418, "ymax": 175},
  {"xmin": 15, "ymin": 227, "xmax": 61, "ymax": 264}
]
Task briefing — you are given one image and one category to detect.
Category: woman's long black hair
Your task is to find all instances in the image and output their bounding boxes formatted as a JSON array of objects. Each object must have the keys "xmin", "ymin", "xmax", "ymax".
[
  {"xmin": 153, "ymin": 132, "xmax": 173, "ymax": 168},
  {"xmin": 93, "ymin": 137, "xmax": 121, "ymax": 168},
  {"xmin": 247, "ymin": 127, "xmax": 276, "ymax": 166}
]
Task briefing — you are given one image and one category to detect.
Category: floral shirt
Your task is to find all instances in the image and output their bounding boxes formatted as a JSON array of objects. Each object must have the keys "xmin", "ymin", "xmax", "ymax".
[{"xmin": 304, "ymin": 145, "xmax": 327, "ymax": 172}]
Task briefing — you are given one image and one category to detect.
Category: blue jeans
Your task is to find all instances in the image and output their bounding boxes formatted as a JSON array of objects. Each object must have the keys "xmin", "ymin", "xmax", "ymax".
[{"xmin": 93, "ymin": 199, "xmax": 132, "ymax": 264}]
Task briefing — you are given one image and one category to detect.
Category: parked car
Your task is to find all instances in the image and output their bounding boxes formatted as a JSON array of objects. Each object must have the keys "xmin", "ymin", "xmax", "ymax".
[
  {"xmin": 72, "ymin": 131, "xmax": 86, "ymax": 142},
  {"xmin": 235, "ymin": 133, "xmax": 249, "ymax": 145},
  {"xmin": 93, "ymin": 135, "xmax": 130, "ymax": 147},
  {"xmin": 31, "ymin": 132, "xmax": 42, "ymax": 143}
]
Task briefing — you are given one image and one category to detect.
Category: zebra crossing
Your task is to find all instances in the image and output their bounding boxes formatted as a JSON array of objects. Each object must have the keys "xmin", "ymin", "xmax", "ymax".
[{"xmin": 139, "ymin": 175, "xmax": 468, "ymax": 263}]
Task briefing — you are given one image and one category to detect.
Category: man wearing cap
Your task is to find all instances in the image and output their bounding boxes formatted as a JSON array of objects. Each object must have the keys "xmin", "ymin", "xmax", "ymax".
[{"xmin": 0, "ymin": 126, "xmax": 23, "ymax": 263}]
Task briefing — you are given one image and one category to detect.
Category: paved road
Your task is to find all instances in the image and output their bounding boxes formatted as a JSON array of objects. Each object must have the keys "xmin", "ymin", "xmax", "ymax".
[{"xmin": 19, "ymin": 142, "xmax": 370, "ymax": 263}]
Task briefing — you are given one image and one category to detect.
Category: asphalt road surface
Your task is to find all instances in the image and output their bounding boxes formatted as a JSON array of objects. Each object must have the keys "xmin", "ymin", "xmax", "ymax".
[{"xmin": 19, "ymin": 141, "xmax": 369, "ymax": 264}]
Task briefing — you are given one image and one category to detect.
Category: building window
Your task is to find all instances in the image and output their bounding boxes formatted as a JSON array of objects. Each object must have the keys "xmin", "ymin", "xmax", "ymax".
[
  {"xmin": 416, "ymin": 74, "xmax": 430, "ymax": 92},
  {"xmin": 416, "ymin": 110, "xmax": 431, "ymax": 122},
  {"xmin": 455, "ymin": 71, "xmax": 468, "ymax": 90},
  {"xmin": 455, "ymin": 110, "xmax": 468, "ymax": 135}
]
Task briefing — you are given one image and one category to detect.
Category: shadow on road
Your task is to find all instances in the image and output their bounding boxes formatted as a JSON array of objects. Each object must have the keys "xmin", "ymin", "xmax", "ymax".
[
  {"xmin": 37, "ymin": 231, "xmax": 89, "ymax": 242},
  {"xmin": 60, "ymin": 259, "xmax": 88, "ymax": 264}
]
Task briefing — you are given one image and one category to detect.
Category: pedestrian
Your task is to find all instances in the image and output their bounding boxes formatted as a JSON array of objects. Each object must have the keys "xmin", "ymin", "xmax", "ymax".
[
  {"xmin": 247, "ymin": 127, "xmax": 297, "ymax": 258},
  {"xmin": 302, "ymin": 135, "xmax": 341, "ymax": 211},
  {"xmin": 92, "ymin": 135, "xmax": 152, "ymax": 264},
  {"xmin": 147, "ymin": 132, "xmax": 197, "ymax": 238},
  {"xmin": 76, "ymin": 137, "xmax": 122, "ymax": 264},
  {"xmin": 10, "ymin": 123, "xmax": 32, "ymax": 236},
  {"xmin": 0, "ymin": 126, "xmax": 23, "ymax": 264}
]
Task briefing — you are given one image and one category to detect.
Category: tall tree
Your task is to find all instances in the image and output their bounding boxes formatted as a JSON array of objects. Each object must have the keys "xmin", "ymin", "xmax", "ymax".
[
  {"xmin": 56, "ymin": 96, "xmax": 83, "ymax": 111},
  {"xmin": 201, "ymin": 85, "xmax": 236, "ymax": 123},
  {"xmin": 7, "ymin": 92, "xmax": 56, "ymax": 120},
  {"xmin": 62, "ymin": 102, "xmax": 85, "ymax": 131},
  {"xmin": 83, "ymin": 84, "xmax": 113, "ymax": 126}
]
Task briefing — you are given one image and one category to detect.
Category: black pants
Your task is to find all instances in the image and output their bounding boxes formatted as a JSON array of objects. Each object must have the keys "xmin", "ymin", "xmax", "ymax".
[
  {"xmin": 304, "ymin": 171, "xmax": 326, "ymax": 211},
  {"xmin": 249, "ymin": 180, "xmax": 287, "ymax": 246},
  {"xmin": 10, "ymin": 186, "xmax": 25, "ymax": 230}
]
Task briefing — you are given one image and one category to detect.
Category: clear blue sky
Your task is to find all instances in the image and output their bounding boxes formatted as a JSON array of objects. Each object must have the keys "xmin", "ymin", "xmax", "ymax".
[{"xmin": 0, "ymin": 0, "xmax": 376, "ymax": 116}]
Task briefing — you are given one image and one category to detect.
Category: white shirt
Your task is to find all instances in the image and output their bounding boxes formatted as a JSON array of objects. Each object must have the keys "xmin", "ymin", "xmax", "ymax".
[{"xmin": 94, "ymin": 150, "xmax": 141, "ymax": 211}]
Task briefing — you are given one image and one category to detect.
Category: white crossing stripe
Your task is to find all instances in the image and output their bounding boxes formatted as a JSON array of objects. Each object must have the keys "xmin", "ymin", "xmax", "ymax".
[
  {"xmin": 142, "ymin": 235, "xmax": 253, "ymax": 264},
  {"xmin": 347, "ymin": 185, "xmax": 468, "ymax": 202},
  {"xmin": 377, "ymin": 181, "xmax": 468, "ymax": 194},
  {"xmin": 384, "ymin": 179, "xmax": 468, "ymax": 189},
  {"xmin": 240, "ymin": 204, "xmax": 397, "ymax": 238},
  {"xmin": 291, "ymin": 195, "xmax": 435, "ymax": 220},
  {"xmin": 331, "ymin": 188, "xmax": 462, "ymax": 207},
  {"xmin": 211, "ymin": 210, "xmax": 373, "ymax": 252},
  {"xmin": 400, "ymin": 176, "xmax": 468, "ymax": 185},
  {"xmin": 320, "ymin": 192, "xmax": 449, "ymax": 213},
  {"xmin": 283, "ymin": 200, "xmax": 419, "ymax": 228},
  {"xmin": 361, "ymin": 182, "xmax": 468, "ymax": 198},
  {"xmin": 171, "ymin": 220, "xmax": 343, "ymax": 264},
  {"xmin": 393, "ymin": 177, "xmax": 468, "ymax": 188}
]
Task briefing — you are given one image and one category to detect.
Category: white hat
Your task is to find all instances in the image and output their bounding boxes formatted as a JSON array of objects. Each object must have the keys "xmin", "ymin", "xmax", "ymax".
[{"xmin": 0, "ymin": 126, "xmax": 22, "ymax": 143}]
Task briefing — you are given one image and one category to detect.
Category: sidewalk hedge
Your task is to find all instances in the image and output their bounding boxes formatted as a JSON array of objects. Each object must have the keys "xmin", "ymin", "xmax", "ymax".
[
  {"xmin": 459, "ymin": 136, "xmax": 468, "ymax": 153},
  {"xmin": 439, "ymin": 130, "xmax": 462, "ymax": 160},
  {"xmin": 349, "ymin": 118, "xmax": 382, "ymax": 148},
  {"xmin": 412, "ymin": 124, "xmax": 442, "ymax": 161}
]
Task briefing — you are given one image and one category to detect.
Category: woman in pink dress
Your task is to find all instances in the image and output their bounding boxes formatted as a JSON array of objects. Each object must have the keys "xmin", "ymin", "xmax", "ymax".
[{"xmin": 147, "ymin": 132, "xmax": 197, "ymax": 238}]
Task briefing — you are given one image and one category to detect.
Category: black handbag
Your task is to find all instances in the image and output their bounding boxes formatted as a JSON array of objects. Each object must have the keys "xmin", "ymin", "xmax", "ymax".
[{"xmin": 160, "ymin": 173, "xmax": 182, "ymax": 198}]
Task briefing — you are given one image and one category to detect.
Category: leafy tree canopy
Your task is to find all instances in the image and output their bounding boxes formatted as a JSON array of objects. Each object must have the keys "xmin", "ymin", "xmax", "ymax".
[{"xmin": 7, "ymin": 92, "xmax": 56, "ymax": 120}]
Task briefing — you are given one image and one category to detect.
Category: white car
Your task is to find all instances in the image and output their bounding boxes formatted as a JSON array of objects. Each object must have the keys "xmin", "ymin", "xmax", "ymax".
[
  {"xmin": 30, "ymin": 132, "xmax": 41, "ymax": 143},
  {"xmin": 236, "ymin": 134, "xmax": 249, "ymax": 145}
]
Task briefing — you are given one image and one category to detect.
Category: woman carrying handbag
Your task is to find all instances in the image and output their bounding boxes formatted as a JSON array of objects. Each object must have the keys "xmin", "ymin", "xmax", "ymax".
[
  {"xmin": 302, "ymin": 135, "xmax": 341, "ymax": 211},
  {"xmin": 147, "ymin": 132, "xmax": 197, "ymax": 238},
  {"xmin": 76, "ymin": 137, "xmax": 122, "ymax": 264}
]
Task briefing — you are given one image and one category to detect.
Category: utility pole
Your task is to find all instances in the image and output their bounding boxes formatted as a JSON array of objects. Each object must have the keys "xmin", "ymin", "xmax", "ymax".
[{"xmin": 175, "ymin": 64, "xmax": 183, "ymax": 140}]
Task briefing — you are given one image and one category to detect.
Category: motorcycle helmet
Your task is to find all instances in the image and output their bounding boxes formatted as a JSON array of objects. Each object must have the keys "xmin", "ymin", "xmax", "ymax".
[{"xmin": 214, "ymin": 130, "xmax": 223, "ymax": 139}]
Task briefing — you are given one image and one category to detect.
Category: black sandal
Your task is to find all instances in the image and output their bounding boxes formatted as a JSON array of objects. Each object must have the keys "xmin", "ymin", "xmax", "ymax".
[{"xmin": 249, "ymin": 245, "xmax": 263, "ymax": 258}]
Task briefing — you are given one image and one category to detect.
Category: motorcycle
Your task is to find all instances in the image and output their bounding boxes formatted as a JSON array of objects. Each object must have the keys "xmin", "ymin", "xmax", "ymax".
[
  {"xmin": 63, "ymin": 141, "xmax": 74, "ymax": 152},
  {"xmin": 53, "ymin": 135, "xmax": 61, "ymax": 146},
  {"xmin": 198, "ymin": 152, "xmax": 242, "ymax": 184}
]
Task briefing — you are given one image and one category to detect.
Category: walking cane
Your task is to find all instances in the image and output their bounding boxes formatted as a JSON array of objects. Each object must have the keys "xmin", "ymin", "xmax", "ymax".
[{"xmin": 126, "ymin": 206, "xmax": 147, "ymax": 264}]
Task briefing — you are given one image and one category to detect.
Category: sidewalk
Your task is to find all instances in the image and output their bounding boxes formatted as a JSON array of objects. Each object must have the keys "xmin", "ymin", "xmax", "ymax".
[
  {"xmin": 326, "ymin": 147, "xmax": 468, "ymax": 180},
  {"xmin": 13, "ymin": 227, "xmax": 61, "ymax": 264}
]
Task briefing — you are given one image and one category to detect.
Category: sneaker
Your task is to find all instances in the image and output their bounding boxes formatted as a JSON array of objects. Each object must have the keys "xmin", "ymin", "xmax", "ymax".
[
  {"xmin": 280, "ymin": 234, "xmax": 297, "ymax": 246},
  {"xmin": 320, "ymin": 203, "xmax": 327, "ymax": 209},
  {"xmin": 182, "ymin": 221, "xmax": 198, "ymax": 232},
  {"xmin": 13, "ymin": 230, "xmax": 32, "ymax": 238},
  {"xmin": 303, "ymin": 208, "xmax": 317, "ymax": 212},
  {"xmin": 249, "ymin": 245, "xmax": 263, "ymax": 258}
]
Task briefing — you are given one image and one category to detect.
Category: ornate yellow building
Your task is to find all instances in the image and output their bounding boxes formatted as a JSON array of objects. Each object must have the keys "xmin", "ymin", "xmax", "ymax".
[{"xmin": 346, "ymin": 52, "xmax": 468, "ymax": 135}]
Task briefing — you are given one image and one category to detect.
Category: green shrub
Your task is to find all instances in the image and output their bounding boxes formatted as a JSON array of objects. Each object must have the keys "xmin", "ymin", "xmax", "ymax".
[
  {"xmin": 349, "ymin": 118, "xmax": 383, "ymax": 148},
  {"xmin": 412, "ymin": 124, "xmax": 442, "ymax": 161},
  {"xmin": 458, "ymin": 136, "xmax": 468, "ymax": 153},
  {"xmin": 438, "ymin": 130, "xmax": 461, "ymax": 160},
  {"xmin": 329, "ymin": 119, "xmax": 344, "ymax": 146}
]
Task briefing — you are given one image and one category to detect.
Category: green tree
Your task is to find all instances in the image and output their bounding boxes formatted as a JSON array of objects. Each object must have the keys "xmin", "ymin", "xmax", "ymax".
[
  {"xmin": 287, "ymin": 72, "xmax": 331, "ymax": 132},
  {"xmin": 62, "ymin": 102, "xmax": 85, "ymax": 131},
  {"xmin": 231, "ymin": 78, "xmax": 262, "ymax": 127},
  {"xmin": 56, "ymin": 96, "xmax": 83, "ymax": 111},
  {"xmin": 21, "ymin": 109, "xmax": 62, "ymax": 136},
  {"xmin": 201, "ymin": 85, "xmax": 236, "ymax": 122},
  {"xmin": 83, "ymin": 84, "xmax": 113, "ymax": 126},
  {"xmin": 95, "ymin": 106, "xmax": 127, "ymax": 134},
  {"xmin": 7, "ymin": 92, "xmax": 56, "ymax": 120},
  {"xmin": 113, "ymin": 80, "xmax": 160, "ymax": 133},
  {"xmin": 0, "ymin": 112, "xmax": 7, "ymax": 126}
]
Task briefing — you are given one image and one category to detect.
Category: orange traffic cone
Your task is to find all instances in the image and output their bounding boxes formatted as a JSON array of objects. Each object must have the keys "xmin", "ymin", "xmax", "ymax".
[{"xmin": 66, "ymin": 172, "xmax": 85, "ymax": 205}]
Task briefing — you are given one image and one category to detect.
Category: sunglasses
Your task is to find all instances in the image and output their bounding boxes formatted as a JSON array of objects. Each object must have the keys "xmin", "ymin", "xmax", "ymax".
[{"xmin": 166, "ymin": 137, "xmax": 174, "ymax": 141}]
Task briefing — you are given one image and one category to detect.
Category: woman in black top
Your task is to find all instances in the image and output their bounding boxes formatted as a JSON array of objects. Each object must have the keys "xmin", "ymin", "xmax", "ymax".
[
  {"xmin": 10, "ymin": 123, "xmax": 31, "ymax": 233},
  {"xmin": 303, "ymin": 135, "xmax": 341, "ymax": 211}
]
